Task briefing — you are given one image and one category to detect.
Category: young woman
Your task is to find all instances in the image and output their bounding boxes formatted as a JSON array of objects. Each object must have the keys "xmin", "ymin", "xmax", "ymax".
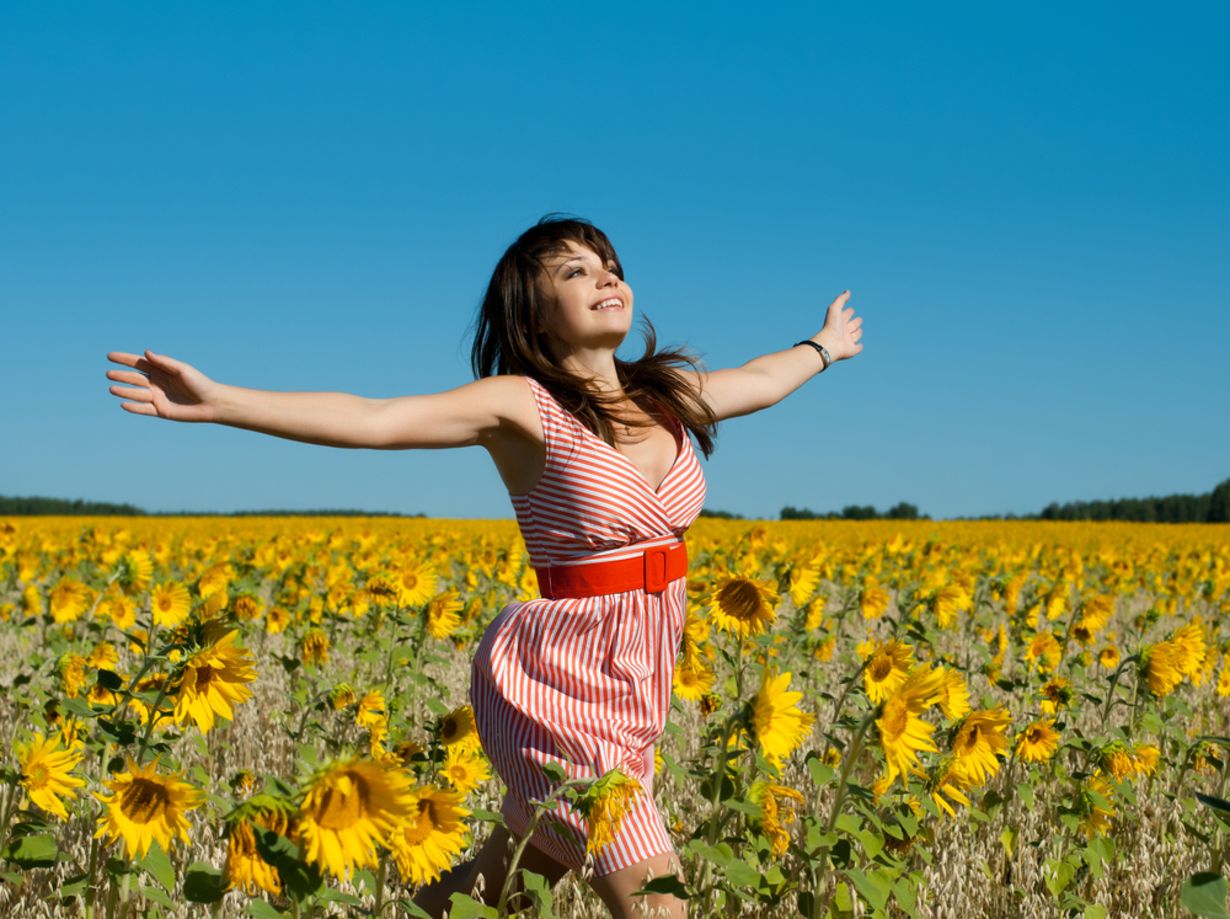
[{"xmin": 105, "ymin": 215, "xmax": 863, "ymax": 918}]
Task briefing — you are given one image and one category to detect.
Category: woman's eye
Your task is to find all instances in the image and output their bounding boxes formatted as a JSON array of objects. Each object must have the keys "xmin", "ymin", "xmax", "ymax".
[{"xmin": 568, "ymin": 268, "xmax": 582, "ymax": 278}]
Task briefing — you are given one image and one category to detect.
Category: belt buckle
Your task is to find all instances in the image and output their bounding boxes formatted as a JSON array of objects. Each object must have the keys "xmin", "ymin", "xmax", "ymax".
[{"xmin": 644, "ymin": 545, "xmax": 670, "ymax": 593}]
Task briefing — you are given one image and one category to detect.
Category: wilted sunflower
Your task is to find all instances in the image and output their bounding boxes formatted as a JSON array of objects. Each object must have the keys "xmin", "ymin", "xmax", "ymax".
[
  {"xmin": 709, "ymin": 576, "xmax": 779, "ymax": 639},
  {"xmin": 931, "ymin": 585, "xmax": 970, "ymax": 629},
  {"xmin": 95, "ymin": 760, "xmax": 203, "ymax": 859},
  {"xmin": 1038, "ymin": 677, "xmax": 1072, "ymax": 714},
  {"xmin": 172, "ymin": 629, "xmax": 258, "ymax": 734},
  {"xmin": 1079, "ymin": 774, "xmax": 1116, "ymax": 839},
  {"xmin": 752, "ymin": 670, "xmax": 816, "ymax": 769},
  {"xmin": 387, "ymin": 785, "xmax": 471, "ymax": 885},
  {"xmin": 149, "ymin": 581, "xmax": 191, "ymax": 628},
  {"xmin": 863, "ymin": 640, "xmax": 914, "ymax": 703},
  {"xmin": 426, "ymin": 590, "xmax": 463, "ymax": 641},
  {"xmin": 1015, "ymin": 718, "xmax": 1060, "ymax": 763},
  {"xmin": 300, "ymin": 629, "xmax": 330, "ymax": 667},
  {"xmin": 225, "ymin": 806, "xmax": 291, "ymax": 896},
  {"xmin": 947, "ymin": 707, "xmax": 1012, "ymax": 786},
  {"xmin": 298, "ymin": 759, "xmax": 417, "ymax": 880},
  {"xmin": 355, "ymin": 689, "xmax": 386, "ymax": 729},
  {"xmin": 750, "ymin": 781, "xmax": 804, "ymax": 857},
  {"xmin": 876, "ymin": 665, "xmax": 945, "ymax": 789},
  {"xmin": 927, "ymin": 761, "xmax": 973, "ymax": 818},
  {"xmin": 59, "ymin": 653, "xmax": 89, "ymax": 698},
  {"xmin": 17, "ymin": 733, "xmax": 85, "ymax": 820},
  {"xmin": 577, "ymin": 769, "xmax": 641, "ymax": 856},
  {"xmin": 1099, "ymin": 742, "xmax": 1136, "ymax": 781}
]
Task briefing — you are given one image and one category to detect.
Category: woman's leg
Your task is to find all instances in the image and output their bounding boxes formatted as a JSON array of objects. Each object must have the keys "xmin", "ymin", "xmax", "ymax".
[
  {"xmin": 588, "ymin": 850, "xmax": 687, "ymax": 919},
  {"xmin": 411, "ymin": 825, "xmax": 571, "ymax": 917}
]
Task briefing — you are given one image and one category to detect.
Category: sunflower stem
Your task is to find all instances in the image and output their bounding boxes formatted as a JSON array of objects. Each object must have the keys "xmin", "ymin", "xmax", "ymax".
[
  {"xmin": 813, "ymin": 708, "xmax": 876, "ymax": 919},
  {"xmin": 374, "ymin": 855, "xmax": 387, "ymax": 915},
  {"xmin": 495, "ymin": 780, "xmax": 582, "ymax": 916}
]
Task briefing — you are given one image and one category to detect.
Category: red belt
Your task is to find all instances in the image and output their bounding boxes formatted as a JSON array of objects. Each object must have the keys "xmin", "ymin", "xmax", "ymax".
[{"xmin": 534, "ymin": 542, "xmax": 688, "ymax": 599}]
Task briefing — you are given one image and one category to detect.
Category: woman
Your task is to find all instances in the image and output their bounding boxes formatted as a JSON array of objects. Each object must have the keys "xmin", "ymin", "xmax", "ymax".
[{"xmin": 105, "ymin": 215, "xmax": 863, "ymax": 917}]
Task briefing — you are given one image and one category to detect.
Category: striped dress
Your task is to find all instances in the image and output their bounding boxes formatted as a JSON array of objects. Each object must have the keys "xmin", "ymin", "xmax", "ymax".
[{"xmin": 470, "ymin": 374, "xmax": 707, "ymax": 876}]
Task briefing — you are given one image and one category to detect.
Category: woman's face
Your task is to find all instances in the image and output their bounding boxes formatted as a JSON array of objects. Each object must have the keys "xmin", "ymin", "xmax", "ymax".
[{"xmin": 538, "ymin": 240, "xmax": 633, "ymax": 354}]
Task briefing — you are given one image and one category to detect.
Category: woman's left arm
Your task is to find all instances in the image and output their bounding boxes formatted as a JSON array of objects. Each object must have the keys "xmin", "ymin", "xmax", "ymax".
[{"xmin": 680, "ymin": 291, "xmax": 864, "ymax": 422}]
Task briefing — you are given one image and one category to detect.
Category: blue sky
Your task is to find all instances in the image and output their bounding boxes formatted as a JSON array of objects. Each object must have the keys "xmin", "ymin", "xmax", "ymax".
[{"xmin": 2, "ymin": 2, "xmax": 1227, "ymax": 519}]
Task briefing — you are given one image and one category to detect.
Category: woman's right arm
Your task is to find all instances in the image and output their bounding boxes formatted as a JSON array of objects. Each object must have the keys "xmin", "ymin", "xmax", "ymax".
[{"xmin": 106, "ymin": 350, "xmax": 533, "ymax": 450}]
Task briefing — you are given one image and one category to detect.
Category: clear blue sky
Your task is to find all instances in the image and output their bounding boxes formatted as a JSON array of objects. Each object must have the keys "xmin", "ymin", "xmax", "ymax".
[{"xmin": 2, "ymin": 2, "xmax": 1227, "ymax": 519}]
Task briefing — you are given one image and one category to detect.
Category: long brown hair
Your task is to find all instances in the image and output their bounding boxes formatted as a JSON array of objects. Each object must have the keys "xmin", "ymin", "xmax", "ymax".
[{"xmin": 469, "ymin": 214, "xmax": 718, "ymax": 457}]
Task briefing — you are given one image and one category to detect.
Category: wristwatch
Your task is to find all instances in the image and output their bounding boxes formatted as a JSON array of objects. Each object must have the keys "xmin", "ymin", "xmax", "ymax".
[{"xmin": 794, "ymin": 339, "xmax": 832, "ymax": 372}]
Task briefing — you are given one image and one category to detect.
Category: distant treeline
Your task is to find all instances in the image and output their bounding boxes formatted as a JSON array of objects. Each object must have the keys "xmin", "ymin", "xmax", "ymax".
[
  {"xmin": 1032, "ymin": 477, "xmax": 1229, "ymax": 523},
  {"xmin": 780, "ymin": 502, "xmax": 926, "ymax": 521},
  {"xmin": 0, "ymin": 495, "xmax": 422, "ymax": 518}
]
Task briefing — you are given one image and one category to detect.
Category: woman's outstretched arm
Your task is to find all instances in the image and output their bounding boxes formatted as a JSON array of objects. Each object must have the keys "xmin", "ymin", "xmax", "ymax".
[
  {"xmin": 105, "ymin": 350, "xmax": 532, "ymax": 450},
  {"xmin": 679, "ymin": 290, "xmax": 863, "ymax": 421}
]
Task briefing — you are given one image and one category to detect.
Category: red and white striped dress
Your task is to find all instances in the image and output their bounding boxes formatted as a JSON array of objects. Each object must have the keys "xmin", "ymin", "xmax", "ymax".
[{"xmin": 470, "ymin": 374, "xmax": 707, "ymax": 876}]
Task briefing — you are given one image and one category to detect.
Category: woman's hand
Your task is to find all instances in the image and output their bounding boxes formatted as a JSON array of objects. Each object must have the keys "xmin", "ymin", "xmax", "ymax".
[
  {"xmin": 106, "ymin": 350, "xmax": 221, "ymax": 422},
  {"xmin": 816, "ymin": 290, "xmax": 864, "ymax": 363}
]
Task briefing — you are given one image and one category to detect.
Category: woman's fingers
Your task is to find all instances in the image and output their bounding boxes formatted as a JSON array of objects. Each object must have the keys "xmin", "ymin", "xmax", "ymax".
[
  {"xmin": 107, "ymin": 369, "xmax": 148, "ymax": 386},
  {"xmin": 110, "ymin": 385, "xmax": 153, "ymax": 402},
  {"xmin": 120, "ymin": 401, "xmax": 158, "ymax": 416}
]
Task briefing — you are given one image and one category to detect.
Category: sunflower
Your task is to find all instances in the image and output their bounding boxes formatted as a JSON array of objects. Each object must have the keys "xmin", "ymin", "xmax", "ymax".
[
  {"xmin": 1098, "ymin": 645, "xmax": 1120, "ymax": 669},
  {"xmin": 859, "ymin": 581, "xmax": 891, "ymax": 620},
  {"xmin": 395, "ymin": 561, "xmax": 439, "ymax": 608},
  {"xmin": 750, "ymin": 781, "xmax": 804, "ymax": 857},
  {"xmin": 788, "ymin": 564, "xmax": 820, "ymax": 609},
  {"xmin": 150, "ymin": 582, "xmax": 192, "ymax": 628},
  {"xmin": 1079, "ymin": 774, "xmax": 1116, "ymax": 839},
  {"xmin": 387, "ymin": 785, "xmax": 471, "ymax": 886},
  {"xmin": 300, "ymin": 629, "xmax": 330, "ymax": 667},
  {"xmin": 426, "ymin": 590, "xmax": 463, "ymax": 640},
  {"xmin": 355, "ymin": 689, "xmax": 386, "ymax": 729},
  {"xmin": 117, "ymin": 552, "xmax": 154, "ymax": 595},
  {"xmin": 172, "ymin": 629, "xmax": 258, "ymax": 734},
  {"xmin": 931, "ymin": 585, "xmax": 970, "ymax": 629},
  {"xmin": 49, "ymin": 578, "xmax": 92, "ymax": 624},
  {"xmin": 947, "ymin": 707, "xmax": 1012, "ymax": 786},
  {"xmin": 1038, "ymin": 677, "xmax": 1072, "ymax": 714},
  {"xmin": 752, "ymin": 670, "xmax": 816, "ymax": 769},
  {"xmin": 16, "ymin": 733, "xmax": 85, "ymax": 819},
  {"xmin": 577, "ymin": 770, "xmax": 641, "ymax": 856},
  {"xmin": 927, "ymin": 761, "xmax": 973, "ymax": 818},
  {"xmin": 934, "ymin": 666, "xmax": 971, "ymax": 722},
  {"xmin": 298, "ymin": 759, "xmax": 417, "ymax": 880},
  {"xmin": 1025, "ymin": 631, "xmax": 1061, "ymax": 673},
  {"xmin": 331, "ymin": 683, "xmax": 358, "ymax": 711},
  {"xmin": 265, "ymin": 606, "xmax": 290, "ymax": 634},
  {"xmin": 708, "ymin": 576, "xmax": 779, "ymax": 639},
  {"xmin": 59, "ymin": 653, "xmax": 88, "ymax": 698},
  {"xmin": 863, "ymin": 640, "xmax": 914, "ymax": 703},
  {"xmin": 87, "ymin": 641, "xmax": 119, "ymax": 671},
  {"xmin": 876, "ymin": 665, "xmax": 945, "ymax": 789},
  {"xmin": 232, "ymin": 593, "xmax": 263, "ymax": 622},
  {"xmin": 673, "ymin": 652, "xmax": 715, "ymax": 702},
  {"xmin": 1015, "ymin": 718, "xmax": 1060, "ymax": 763},
  {"xmin": 225, "ymin": 806, "xmax": 291, "ymax": 896},
  {"xmin": 1100, "ymin": 743, "xmax": 1136, "ymax": 781},
  {"xmin": 95, "ymin": 760, "xmax": 203, "ymax": 858},
  {"xmin": 98, "ymin": 589, "xmax": 138, "ymax": 630},
  {"xmin": 1217, "ymin": 653, "xmax": 1230, "ymax": 698},
  {"xmin": 439, "ymin": 705, "xmax": 480, "ymax": 752},
  {"xmin": 440, "ymin": 745, "xmax": 491, "ymax": 797}
]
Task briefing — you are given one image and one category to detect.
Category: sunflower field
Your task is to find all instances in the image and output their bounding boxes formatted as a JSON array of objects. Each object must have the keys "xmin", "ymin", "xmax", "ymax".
[{"xmin": 1, "ymin": 516, "xmax": 1228, "ymax": 918}]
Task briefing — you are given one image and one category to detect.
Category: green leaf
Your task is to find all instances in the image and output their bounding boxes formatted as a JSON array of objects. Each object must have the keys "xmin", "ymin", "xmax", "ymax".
[
  {"xmin": 1180, "ymin": 872, "xmax": 1229, "ymax": 919},
  {"xmin": 3, "ymin": 833, "xmax": 58, "ymax": 868},
  {"xmin": 723, "ymin": 860, "xmax": 760, "ymax": 888},
  {"xmin": 245, "ymin": 901, "xmax": 287, "ymax": 919},
  {"xmin": 1084, "ymin": 905, "xmax": 1108, "ymax": 919},
  {"xmin": 97, "ymin": 668, "xmax": 124, "ymax": 690},
  {"xmin": 847, "ymin": 868, "xmax": 891, "ymax": 911},
  {"xmin": 139, "ymin": 841, "xmax": 176, "ymax": 892},
  {"xmin": 806, "ymin": 756, "xmax": 836, "ymax": 787},
  {"xmin": 317, "ymin": 887, "xmax": 363, "ymax": 905},
  {"xmin": 183, "ymin": 863, "xmax": 226, "ymax": 903},
  {"xmin": 1045, "ymin": 858, "xmax": 1075, "ymax": 899},
  {"xmin": 139, "ymin": 883, "xmax": 176, "ymax": 909},
  {"xmin": 1196, "ymin": 792, "xmax": 1230, "ymax": 827},
  {"xmin": 441, "ymin": 893, "xmax": 500, "ymax": 919}
]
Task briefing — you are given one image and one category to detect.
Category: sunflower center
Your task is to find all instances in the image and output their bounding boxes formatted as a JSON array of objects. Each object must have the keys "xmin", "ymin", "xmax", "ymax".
[
  {"xmin": 879, "ymin": 699, "xmax": 908, "ymax": 739},
  {"xmin": 717, "ymin": 581, "xmax": 763, "ymax": 621},
  {"xmin": 26, "ymin": 763, "xmax": 50, "ymax": 788},
  {"xmin": 315, "ymin": 774, "xmax": 368, "ymax": 830},
  {"xmin": 121, "ymin": 777, "xmax": 172, "ymax": 824},
  {"xmin": 869, "ymin": 656, "xmax": 893, "ymax": 681}
]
